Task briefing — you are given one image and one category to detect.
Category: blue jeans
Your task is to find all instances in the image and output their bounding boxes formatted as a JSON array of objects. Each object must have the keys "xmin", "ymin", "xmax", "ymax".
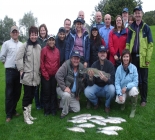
[{"xmin": 84, "ymin": 84, "xmax": 115, "ymax": 108}]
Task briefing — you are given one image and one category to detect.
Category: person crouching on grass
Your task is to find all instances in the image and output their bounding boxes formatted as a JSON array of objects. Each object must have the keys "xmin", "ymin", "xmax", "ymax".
[
  {"xmin": 115, "ymin": 49, "xmax": 139, "ymax": 118},
  {"xmin": 15, "ymin": 26, "xmax": 41, "ymax": 124},
  {"xmin": 40, "ymin": 35, "xmax": 60, "ymax": 116}
]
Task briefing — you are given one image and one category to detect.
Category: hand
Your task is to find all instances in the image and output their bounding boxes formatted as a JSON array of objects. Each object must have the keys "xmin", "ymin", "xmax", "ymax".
[
  {"xmin": 88, "ymin": 70, "xmax": 94, "ymax": 79},
  {"xmin": 99, "ymin": 71, "xmax": 108, "ymax": 82},
  {"xmin": 20, "ymin": 71, "xmax": 23, "ymax": 76},
  {"xmin": 64, "ymin": 87, "xmax": 71, "ymax": 93},
  {"xmin": 121, "ymin": 87, "xmax": 127, "ymax": 94},
  {"xmin": 119, "ymin": 96, "xmax": 124, "ymax": 102},
  {"xmin": 146, "ymin": 62, "xmax": 149, "ymax": 65},
  {"xmin": 114, "ymin": 55, "xmax": 118, "ymax": 60},
  {"xmin": 84, "ymin": 62, "xmax": 88, "ymax": 68}
]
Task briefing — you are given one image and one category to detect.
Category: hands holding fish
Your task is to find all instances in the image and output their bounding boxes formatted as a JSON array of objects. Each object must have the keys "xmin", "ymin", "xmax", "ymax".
[
  {"xmin": 99, "ymin": 72, "xmax": 108, "ymax": 82},
  {"xmin": 88, "ymin": 70, "xmax": 94, "ymax": 80}
]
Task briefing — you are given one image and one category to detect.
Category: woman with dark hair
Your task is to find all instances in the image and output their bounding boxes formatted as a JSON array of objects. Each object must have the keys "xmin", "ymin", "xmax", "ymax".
[
  {"xmin": 89, "ymin": 25, "xmax": 105, "ymax": 66},
  {"xmin": 34, "ymin": 24, "xmax": 49, "ymax": 110},
  {"xmin": 109, "ymin": 15, "xmax": 128, "ymax": 69},
  {"xmin": 115, "ymin": 49, "xmax": 139, "ymax": 118},
  {"xmin": 15, "ymin": 26, "xmax": 41, "ymax": 124}
]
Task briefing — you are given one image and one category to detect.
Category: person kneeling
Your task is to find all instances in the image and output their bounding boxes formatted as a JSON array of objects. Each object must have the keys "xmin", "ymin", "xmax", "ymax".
[
  {"xmin": 115, "ymin": 49, "xmax": 139, "ymax": 118},
  {"xmin": 55, "ymin": 50, "xmax": 85, "ymax": 119}
]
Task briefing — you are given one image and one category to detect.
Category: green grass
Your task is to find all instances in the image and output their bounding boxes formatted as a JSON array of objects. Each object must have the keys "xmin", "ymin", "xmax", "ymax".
[{"xmin": 0, "ymin": 26, "xmax": 155, "ymax": 140}]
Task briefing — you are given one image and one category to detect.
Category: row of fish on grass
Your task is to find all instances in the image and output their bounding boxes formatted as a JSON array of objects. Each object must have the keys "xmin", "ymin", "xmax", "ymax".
[{"xmin": 66, "ymin": 113, "xmax": 126, "ymax": 135}]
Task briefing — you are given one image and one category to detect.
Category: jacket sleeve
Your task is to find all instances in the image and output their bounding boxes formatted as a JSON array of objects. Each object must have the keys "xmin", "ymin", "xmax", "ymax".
[
  {"xmin": 55, "ymin": 62, "xmax": 68, "ymax": 91},
  {"xmin": 115, "ymin": 66, "xmax": 122, "ymax": 96},
  {"xmin": 109, "ymin": 31, "xmax": 116, "ymax": 56},
  {"xmin": 15, "ymin": 43, "xmax": 26, "ymax": 71},
  {"xmin": 126, "ymin": 66, "xmax": 138, "ymax": 90},
  {"xmin": 0, "ymin": 42, "xmax": 8, "ymax": 63},
  {"xmin": 40, "ymin": 48, "xmax": 49, "ymax": 80},
  {"xmin": 85, "ymin": 35, "xmax": 90, "ymax": 63},
  {"xmin": 65, "ymin": 36, "xmax": 71, "ymax": 60},
  {"xmin": 126, "ymin": 28, "xmax": 132, "ymax": 50},
  {"xmin": 106, "ymin": 62, "xmax": 115, "ymax": 85}
]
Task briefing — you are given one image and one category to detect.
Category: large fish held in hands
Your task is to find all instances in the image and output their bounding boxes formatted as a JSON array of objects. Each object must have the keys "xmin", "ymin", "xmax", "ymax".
[{"xmin": 80, "ymin": 68, "xmax": 111, "ymax": 79}]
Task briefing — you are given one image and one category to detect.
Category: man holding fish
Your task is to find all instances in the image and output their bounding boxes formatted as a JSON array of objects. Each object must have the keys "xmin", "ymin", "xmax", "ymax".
[{"xmin": 84, "ymin": 45, "xmax": 115, "ymax": 113}]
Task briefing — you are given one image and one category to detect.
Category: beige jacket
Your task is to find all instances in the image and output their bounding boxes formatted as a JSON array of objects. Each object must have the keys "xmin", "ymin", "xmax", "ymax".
[{"xmin": 15, "ymin": 42, "xmax": 41, "ymax": 86}]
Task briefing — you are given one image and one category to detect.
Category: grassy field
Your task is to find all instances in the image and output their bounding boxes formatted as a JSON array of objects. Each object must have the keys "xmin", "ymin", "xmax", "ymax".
[{"xmin": 0, "ymin": 26, "xmax": 155, "ymax": 140}]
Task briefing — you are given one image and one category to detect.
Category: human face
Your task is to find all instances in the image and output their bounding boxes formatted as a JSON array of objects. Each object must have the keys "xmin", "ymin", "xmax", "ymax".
[
  {"xmin": 116, "ymin": 17, "xmax": 123, "ymax": 28},
  {"xmin": 10, "ymin": 30, "xmax": 19, "ymax": 41},
  {"xmin": 95, "ymin": 12, "xmax": 102, "ymax": 23},
  {"xmin": 71, "ymin": 56, "xmax": 80, "ymax": 67},
  {"xmin": 40, "ymin": 27, "xmax": 46, "ymax": 39},
  {"xmin": 78, "ymin": 11, "xmax": 84, "ymax": 19},
  {"xmin": 134, "ymin": 10, "xmax": 143, "ymax": 22},
  {"xmin": 104, "ymin": 15, "xmax": 111, "ymax": 27},
  {"xmin": 128, "ymin": 18, "xmax": 134, "ymax": 25},
  {"xmin": 58, "ymin": 32, "xmax": 65, "ymax": 40},
  {"xmin": 122, "ymin": 54, "xmax": 130, "ymax": 66},
  {"xmin": 30, "ymin": 32, "xmax": 38, "ymax": 42},
  {"xmin": 98, "ymin": 51, "xmax": 107, "ymax": 61},
  {"xmin": 92, "ymin": 29, "xmax": 98, "ymax": 37},
  {"xmin": 122, "ymin": 12, "xmax": 128, "ymax": 20},
  {"xmin": 64, "ymin": 20, "xmax": 71, "ymax": 32},
  {"xmin": 75, "ymin": 22, "xmax": 83, "ymax": 31},
  {"xmin": 47, "ymin": 38, "xmax": 55, "ymax": 48}
]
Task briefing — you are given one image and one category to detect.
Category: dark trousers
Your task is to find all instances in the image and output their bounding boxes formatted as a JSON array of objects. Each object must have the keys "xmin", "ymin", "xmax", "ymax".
[
  {"xmin": 42, "ymin": 75, "xmax": 57, "ymax": 114},
  {"xmin": 23, "ymin": 85, "xmax": 36, "ymax": 110},
  {"xmin": 131, "ymin": 54, "xmax": 148, "ymax": 102},
  {"xmin": 5, "ymin": 68, "xmax": 22, "ymax": 118}
]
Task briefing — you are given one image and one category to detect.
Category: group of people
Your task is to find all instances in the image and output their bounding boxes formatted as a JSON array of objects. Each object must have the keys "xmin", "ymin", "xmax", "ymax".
[{"xmin": 0, "ymin": 6, "xmax": 153, "ymax": 124}]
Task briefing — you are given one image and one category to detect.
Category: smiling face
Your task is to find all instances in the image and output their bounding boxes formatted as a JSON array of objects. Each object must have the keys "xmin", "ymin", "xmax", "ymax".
[
  {"xmin": 122, "ymin": 53, "xmax": 130, "ymax": 66},
  {"xmin": 40, "ymin": 27, "xmax": 46, "ymax": 39},
  {"xmin": 104, "ymin": 14, "xmax": 111, "ymax": 27},
  {"xmin": 116, "ymin": 16, "xmax": 123, "ymax": 28},
  {"xmin": 95, "ymin": 12, "xmax": 102, "ymax": 23},
  {"xmin": 71, "ymin": 56, "xmax": 80, "ymax": 67},
  {"xmin": 75, "ymin": 22, "xmax": 83, "ymax": 31},
  {"xmin": 64, "ymin": 20, "xmax": 71, "ymax": 32},
  {"xmin": 58, "ymin": 32, "xmax": 65, "ymax": 40},
  {"xmin": 122, "ymin": 12, "xmax": 128, "ymax": 20},
  {"xmin": 30, "ymin": 32, "xmax": 38, "ymax": 42},
  {"xmin": 92, "ymin": 29, "xmax": 98, "ymax": 37},
  {"xmin": 47, "ymin": 38, "xmax": 55, "ymax": 48},
  {"xmin": 134, "ymin": 10, "xmax": 143, "ymax": 22},
  {"xmin": 10, "ymin": 30, "xmax": 19, "ymax": 41},
  {"xmin": 98, "ymin": 51, "xmax": 107, "ymax": 61}
]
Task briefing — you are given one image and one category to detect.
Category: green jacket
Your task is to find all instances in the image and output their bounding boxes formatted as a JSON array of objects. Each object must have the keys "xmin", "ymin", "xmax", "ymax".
[{"xmin": 126, "ymin": 21, "xmax": 153, "ymax": 68}]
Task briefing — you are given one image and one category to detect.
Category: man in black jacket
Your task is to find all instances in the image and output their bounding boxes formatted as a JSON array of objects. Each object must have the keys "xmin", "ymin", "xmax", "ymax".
[{"xmin": 84, "ymin": 45, "xmax": 115, "ymax": 113}]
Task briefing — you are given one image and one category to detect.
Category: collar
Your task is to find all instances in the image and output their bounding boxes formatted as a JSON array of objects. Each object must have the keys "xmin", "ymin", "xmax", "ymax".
[{"xmin": 11, "ymin": 38, "xmax": 18, "ymax": 43}]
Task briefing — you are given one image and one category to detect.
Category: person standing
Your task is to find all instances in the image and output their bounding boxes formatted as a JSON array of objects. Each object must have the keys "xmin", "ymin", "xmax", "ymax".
[
  {"xmin": 0, "ymin": 26, "xmax": 22, "ymax": 122},
  {"xmin": 93, "ymin": 11, "xmax": 104, "ymax": 30},
  {"xmin": 16, "ymin": 26, "xmax": 41, "ymax": 124},
  {"xmin": 41, "ymin": 35, "xmax": 60, "ymax": 116},
  {"xmin": 126, "ymin": 6, "xmax": 153, "ymax": 106},
  {"xmin": 122, "ymin": 8, "xmax": 129, "ymax": 28},
  {"xmin": 64, "ymin": 18, "xmax": 72, "ymax": 40}
]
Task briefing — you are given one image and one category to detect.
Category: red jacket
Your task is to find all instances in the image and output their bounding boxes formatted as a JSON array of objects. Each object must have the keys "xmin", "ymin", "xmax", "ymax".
[
  {"xmin": 41, "ymin": 45, "xmax": 60, "ymax": 80},
  {"xmin": 109, "ymin": 28, "xmax": 128, "ymax": 65}
]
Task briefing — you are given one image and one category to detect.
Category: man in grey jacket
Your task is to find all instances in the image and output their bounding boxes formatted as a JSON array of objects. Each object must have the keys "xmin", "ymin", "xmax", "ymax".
[
  {"xmin": 0, "ymin": 26, "xmax": 22, "ymax": 122},
  {"xmin": 55, "ymin": 50, "xmax": 85, "ymax": 119}
]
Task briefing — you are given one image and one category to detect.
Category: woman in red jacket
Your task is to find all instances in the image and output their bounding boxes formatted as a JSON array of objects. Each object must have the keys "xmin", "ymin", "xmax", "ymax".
[
  {"xmin": 40, "ymin": 35, "xmax": 60, "ymax": 116},
  {"xmin": 109, "ymin": 15, "xmax": 128, "ymax": 69}
]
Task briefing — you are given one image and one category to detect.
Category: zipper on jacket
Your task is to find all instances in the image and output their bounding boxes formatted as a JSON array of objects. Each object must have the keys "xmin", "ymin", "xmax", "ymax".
[{"xmin": 32, "ymin": 46, "xmax": 34, "ymax": 86}]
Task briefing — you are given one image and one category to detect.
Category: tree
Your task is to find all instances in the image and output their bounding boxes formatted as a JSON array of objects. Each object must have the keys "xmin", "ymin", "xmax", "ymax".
[
  {"xmin": 143, "ymin": 11, "xmax": 155, "ymax": 26},
  {"xmin": 19, "ymin": 11, "xmax": 38, "ymax": 39},
  {"xmin": 0, "ymin": 16, "xmax": 16, "ymax": 44}
]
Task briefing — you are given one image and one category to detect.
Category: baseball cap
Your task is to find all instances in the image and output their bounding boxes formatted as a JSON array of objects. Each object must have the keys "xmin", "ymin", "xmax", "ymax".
[
  {"xmin": 122, "ymin": 8, "xmax": 129, "ymax": 13},
  {"xmin": 71, "ymin": 50, "xmax": 81, "ymax": 58},
  {"xmin": 10, "ymin": 26, "xmax": 19, "ymax": 32},
  {"xmin": 98, "ymin": 45, "xmax": 107, "ymax": 52},
  {"xmin": 74, "ymin": 17, "xmax": 85, "ymax": 24},
  {"xmin": 91, "ymin": 25, "xmax": 98, "ymax": 31},
  {"xmin": 133, "ymin": 6, "xmax": 142, "ymax": 12},
  {"xmin": 58, "ymin": 27, "xmax": 66, "ymax": 33},
  {"xmin": 48, "ymin": 34, "xmax": 55, "ymax": 40}
]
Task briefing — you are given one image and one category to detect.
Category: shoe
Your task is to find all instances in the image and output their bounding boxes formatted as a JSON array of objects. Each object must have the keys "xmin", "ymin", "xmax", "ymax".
[
  {"xmin": 94, "ymin": 104, "xmax": 98, "ymax": 110},
  {"xmin": 36, "ymin": 107, "xmax": 41, "ymax": 110},
  {"xmin": 141, "ymin": 102, "xmax": 146, "ymax": 107},
  {"xmin": 14, "ymin": 112, "xmax": 20, "ymax": 117},
  {"xmin": 28, "ymin": 104, "xmax": 37, "ymax": 120},
  {"xmin": 105, "ymin": 107, "xmax": 110, "ymax": 113},
  {"xmin": 6, "ymin": 118, "xmax": 11, "ymax": 122},
  {"xmin": 23, "ymin": 107, "xmax": 33, "ymax": 124},
  {"xmin": 60, "ymin": 113, "xmax": 66, "ymax": 119}
]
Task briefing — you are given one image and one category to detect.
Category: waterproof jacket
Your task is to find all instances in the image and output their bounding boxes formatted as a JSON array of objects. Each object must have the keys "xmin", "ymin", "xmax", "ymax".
[
  {"xmin": 41, "ymin": 46, "xmax": 60, "ymax": 81},
  {"xmin": 15, "ymin": 40, "xmax": 41, "ymax": 86},
  {"xmin": 65, "ymin": 29, "xmax": 90, "ymax": 63},
  {"xmin": 55, "ymin": 59, "xmax": 85, "ymax": 97},
  {"xmin": 109, "ymin": 28, "xmax": 128, "ymax": 65},
  {"xmin": 115, "ymin": 63, "xmax": 138, "ymax": 96},
  {"xmin": 126, "ymin": 21, "xmax": 153, "ymax": 68},
  {"xmin": 37, "ymin": 36, "xmax": 48, "ymax": 48}
]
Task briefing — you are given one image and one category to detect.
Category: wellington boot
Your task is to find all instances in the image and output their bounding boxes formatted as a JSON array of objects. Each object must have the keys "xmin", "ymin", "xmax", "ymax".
[
  {"xmin": 23, "ymin": 107, "xmax": 33, "ymax": 124},
  {"xmin": 129, "ymin": 95, "xmax": 137, "ymax": 118},
  {"xmin": 28, "ymin": 104, "xmax": 37, "ymax": 120}
]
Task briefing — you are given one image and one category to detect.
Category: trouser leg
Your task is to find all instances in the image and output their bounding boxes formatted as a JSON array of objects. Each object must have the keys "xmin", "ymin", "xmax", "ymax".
[{"xmin": 69, "ymin": 93, "xmax": 80, "ymax": 112}]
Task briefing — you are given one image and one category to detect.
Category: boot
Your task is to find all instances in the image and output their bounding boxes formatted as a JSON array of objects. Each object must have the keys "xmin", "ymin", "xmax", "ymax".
[
  {"xmin": 23, "ymin": 107, "xmax": 33, "ymax": 124},
  {"xmin": 129, "ymin": 95, "xmax": 138, "ymax": 118},
  {"xmin": 28, "ymin": 104, "xmax": 37, "ymax": 120}
]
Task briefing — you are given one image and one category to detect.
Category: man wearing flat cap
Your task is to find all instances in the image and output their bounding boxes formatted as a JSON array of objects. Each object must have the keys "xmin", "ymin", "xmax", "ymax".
[
  {"xmin": 126, "ymin": 6, "xmax": 153, "ymax": 107},
  {"xmin": 55, "ymin": 50, "xmax": 85, "ymax": 118},
  {"xmin": 84, "ymin": 45, "xmax": 115, "ymax": 113},
  {"xmin": 0, "ymin": 26, "xmax": 23, "ymax": 122}
]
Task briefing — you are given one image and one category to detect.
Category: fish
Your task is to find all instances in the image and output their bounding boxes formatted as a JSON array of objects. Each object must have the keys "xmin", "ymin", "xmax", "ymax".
[
  {"xmin": 67, "ymin": 119, "xmax": 87, "ymax": 123},
  {"xmin": 89, "ymin": 119, "xmax": 106, "ymax": 126},
  {"xmin": 76, "ymin": 123, "xmax": 95, "ymax": 128},
  {"xmin": 71, "ymin": 114, "xmax": 91, "ymax": 119},
  {"xmin": 97, "ymin": 130, "xmax": 118, "ymax": 135},
  {"xmin": 80, "ymin": 68, "xmax": 111, "ymax": 79},
  {"xmin": 67, "ymin": 127, "xmax": 85, "ymax": 133},
  {"xmin": 102, "ymin": 119, "xmax": 121, "ymax": 124},
  {"xmin": 97, "ymin": 126, "xmax": 123, "ymax": 131},
  {"xmin": 87, "ymin": 115, "xmax": 105, "ymax": 120},
  {"xmin": 108, "ymin": 117, "xmax": 127, "ymax": 122},
  {"xmin": 72, "ymin": 116, "xmax": 90, "ymax": 120}
]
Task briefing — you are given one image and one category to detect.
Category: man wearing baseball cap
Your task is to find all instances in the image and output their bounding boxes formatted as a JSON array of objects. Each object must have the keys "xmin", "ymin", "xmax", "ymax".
[
  {"xmin": 84, "ymin": 45, "xmax": 115, "ymax": 113},
  {"xmin": 55, "ymin": 50, "xmax": 85, "ymax": 118},
  {"xmin": 126, "ymin": 6, "xmax": 153, "ymax": 107},
  {"xmin": 0, "ymin": 25, "xmax": 22, "ymax": 122},
  {"xmin": 122, "ymin": 8, "xmax": 129, "ymax": 27}
]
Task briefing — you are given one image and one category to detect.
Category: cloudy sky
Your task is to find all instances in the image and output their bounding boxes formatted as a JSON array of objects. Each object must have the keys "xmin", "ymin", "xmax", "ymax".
[{"xmin": 0, "ymin": 0, "xmax": 154, "ymax": 35}]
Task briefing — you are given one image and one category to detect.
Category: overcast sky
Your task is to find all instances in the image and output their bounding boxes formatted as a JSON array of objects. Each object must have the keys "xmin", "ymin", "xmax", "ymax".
[{"xmin": 0, "ymin": 0, "xmax": 154, "ymax": 35}]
